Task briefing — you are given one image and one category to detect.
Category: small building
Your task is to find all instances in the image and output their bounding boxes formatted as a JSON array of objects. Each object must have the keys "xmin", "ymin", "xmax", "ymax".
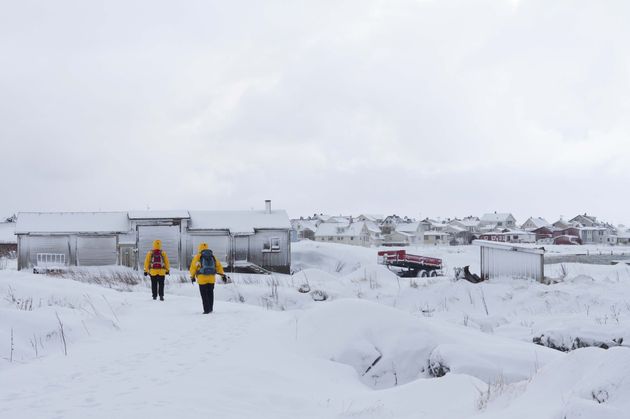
[
  {"xmin": 474, "ymin": 240, "xmax": 545, "ymax": 282},
  {"xmin": 0, "ymin": 221, "xmax": 17, "ymax": 257}
]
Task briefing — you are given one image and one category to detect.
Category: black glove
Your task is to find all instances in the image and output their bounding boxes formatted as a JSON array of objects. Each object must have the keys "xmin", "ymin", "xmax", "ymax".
[
  {"xmin": 166, "ymin": 271, "xmax": 170, "ymax": 275},
  {"xmin": 191, "ymin": 277, "xmax": 196, "ymax": 283},
  {"xmin": 221, "ymin": 274, "xmax": 228, "ymax": 283},
  {"xmin": 144, "ymin": 272, "xmax": 148, "ymax": 277}
]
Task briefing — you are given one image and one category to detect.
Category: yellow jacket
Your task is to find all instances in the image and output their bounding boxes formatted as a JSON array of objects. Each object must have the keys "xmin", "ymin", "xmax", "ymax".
[
  {"xmin": 144, "ymin": 240, "xmax": 170, "ymax": 276},
  {"xmin": 190, "ymin": 243, "xmax": 224, "ymax": 285}
]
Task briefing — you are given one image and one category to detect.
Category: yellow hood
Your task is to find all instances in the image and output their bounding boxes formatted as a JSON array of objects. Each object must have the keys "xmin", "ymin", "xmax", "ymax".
[
  {"xmin": 198, "ymin": 242, "xmax": 208, "ymax": 252},
  {"xmin": 153, "ymin": 240, "xmax": 162, "ymax": 250}
]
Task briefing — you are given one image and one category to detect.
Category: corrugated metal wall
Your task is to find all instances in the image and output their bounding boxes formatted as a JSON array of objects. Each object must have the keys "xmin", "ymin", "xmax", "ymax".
[
  {"xmin": 77, "ymin": 236, "xmax": 117, "ymax": 266},
  {"xmin": 138, "ymin": 225, "xmax": 181, "ymax": 270},
  {"xmin": 23, "ymin": 235, "xmax": 71, "ymax": 268},
  {"xmin": 480, "ymin": 245, "xmax": 544, "ymax": 281},
  {"xmin": 187, "ymin": 234, "xmax": 230, "ymax": 267},
  {"xmin": 248, "ymin": 230, "xmax": 290, "ymax": 272}
]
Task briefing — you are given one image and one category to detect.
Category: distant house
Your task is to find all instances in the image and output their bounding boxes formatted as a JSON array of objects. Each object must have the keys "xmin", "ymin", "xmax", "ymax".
[
  {"xmin": 384, "ymin": 222, "xmax": 423, "ymax": 246},
  {"xmin": 449, "ymin": 217, "xmax": 481, "ymax": 233},
  {"xmin": 552, "ymin": 219, "xmax": 572, "ymax": 230},
  {"xmin": 617, "ymin": 231, "xmax": 630, "ymax": 245},
  {"xmin": 356, "ymin": 214, "xmax": 384, "ymax": 223},
  {"xmin": 290, "ymin": 219, "xmax": 318, "ymax": 241},
  {"xmin": 314, "ymin": 221, "xmax": 382, "ymax": 247},
  {"xmin": 0, "ymin": 221, "xmax": 17, "ymax": 257},
  {"xmin": 380, "ymin": 215, "xmax": 407, "ymax": 234},
  {"xmin": 552, "ymin": 227, "xmax": 582, "ymax": 245},
  {"xmin": 480, "ymin": 212, "xmax": 517, "ymax": 229},
  {"xmin": 532, "ymin": 226, "xmax": 555, "ymax": 242},
  {"xmin": 521, "ymin": 217, "xmax": 550, "ymax": 231},
  {"xmin": 479, "ymin": 229, "xmax": 536, "ymax": 244},
  {"xmin": 570, "ymin": 214, "xmax": 599, "ymax": 227},
  {"xmin": 445, "ymin": 224, "xmax": 476, "ymax": 245},
  {"xmin": 423, "ymin": 231, "xmax": 451, "ymax": 245}
]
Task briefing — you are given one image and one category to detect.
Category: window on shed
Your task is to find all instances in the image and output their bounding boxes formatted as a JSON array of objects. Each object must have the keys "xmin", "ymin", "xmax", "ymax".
[{"xmin": 263, "ymin": 237, "xmax": 281, "ymax": 252}]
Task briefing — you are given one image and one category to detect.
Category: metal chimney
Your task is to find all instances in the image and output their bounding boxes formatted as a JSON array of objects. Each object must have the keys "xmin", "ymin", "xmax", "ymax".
[{"xmin": 265, "ymin": 200, "xmax": 271, "ymax": 214}]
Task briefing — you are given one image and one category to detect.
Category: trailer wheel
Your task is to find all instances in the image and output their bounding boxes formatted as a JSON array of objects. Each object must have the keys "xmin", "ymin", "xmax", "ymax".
[
  {"xmin": 430, "ymin": 270, "xmax": 438, "ymax": 277},
  {"xmin": 420, "ymin": 270, "xmax": 429, "ymax": 278}
]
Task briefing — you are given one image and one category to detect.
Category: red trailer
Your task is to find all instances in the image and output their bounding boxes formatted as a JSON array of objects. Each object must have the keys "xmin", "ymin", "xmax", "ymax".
[{"xmin": 377, "ymin": 250, "xmax": 443, "ymax": 277}]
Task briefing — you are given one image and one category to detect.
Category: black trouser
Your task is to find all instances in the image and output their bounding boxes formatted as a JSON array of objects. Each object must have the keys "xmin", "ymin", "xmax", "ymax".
[
  {"xmin": 150, "ymin": 275, "xmax": 165, "ymax": 298},
  {"xmin": 198, "ymin": 283, "xmax": 215, "ymax": 313}
]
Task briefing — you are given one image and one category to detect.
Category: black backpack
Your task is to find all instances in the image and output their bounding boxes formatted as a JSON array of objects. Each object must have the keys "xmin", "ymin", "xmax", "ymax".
[{"xmin": 198, "ymin": 249, "xmax": 217, "ymax": 275}]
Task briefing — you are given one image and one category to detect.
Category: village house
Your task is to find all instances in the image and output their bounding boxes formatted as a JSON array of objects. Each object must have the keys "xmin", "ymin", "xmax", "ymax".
[
  {"xmin": 423, "ymin": 231, "xmax": 451, "ymax": 245},
  {"xmin": 480, "ymin": 212, "xmax": 517, "ymax": 230},
  {"xmin": 384, "ymin": 222, "xmax": 424, "ymax": 246},
  {"xmin": 478, "ymin": 229, "xmax": 536, "ymax": 244},
  {"xmin": 314, "ymin": 220, "xmax": 382, "ymax": 247},
  {"xmin": 290, "ymin": 219, "xmax": 319, "ymax": 241},
  {"xmin": 449, "ymin": 217, "xmax": 481, "ymax": 233},
  {"xmin": 521, "ymin": 217, "xmax": 550, "ymax": 231}
]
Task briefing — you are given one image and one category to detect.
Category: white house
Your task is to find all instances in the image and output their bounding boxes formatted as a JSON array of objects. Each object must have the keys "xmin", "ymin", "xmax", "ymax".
[
  {"xmin": 423, "ymin": 231, "xmax": 451, "ymax": 245},
  {"xmin": 290, "ymin": 219, "xmax": 319, "ymax": 241},
  {"xmin": 449, "ymin": 217, "xmax": 481, "ymax": 233},
  {"xmin": 521, "ymin": 217, "xmax": 550, "ymax": 231},
  {"xmin": 314, "ymin": 221, "xmax": 382, "ymax": 247},
  {"xmin": 385, "ymin": 222, "xmax": 424, "ymax": 246},
  {"xmin": 480, "ymin": 213, "xmax": 517, "ymax": 229}
]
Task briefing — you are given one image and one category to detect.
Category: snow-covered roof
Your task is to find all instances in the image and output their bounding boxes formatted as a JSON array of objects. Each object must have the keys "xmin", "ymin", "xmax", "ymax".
[
  {"xmin": 188, "ymin": 210, "xmax": 291, "ymax": 234},
  {"xmin": 357, "ymin": 214, "xmax": 384, "ymax": 222},
  {"xmin": 522, "ymin": 217, "xmax": 550, "ymax": 229},
  {"xmin": 314, "ymin": 221, "xmax": 378, "ymax": 238},
  {"xmin": 395, "ymin": 222, "xmax": 420, "ymax": 233},
  {"xmin": 364, "ymin": 221, "xmax": 382, "ymax": 234},
  {"xmin": 0, "ymin": 222, "xmax": 16, "ymax": 244},
  {"xmin": 481, "ymin": 213, "xmax": 515, "ymax": 223},
  {"xmin": 291, "ymin": 219, "xmax": 318, "ymax": 232},
  {"xmin": 327, "ymin": 216, "xmax": 351, "ymax": 224},
  {"xmin": 314, "ymin": 222, "xmax": 349, "ymax": 237},
  {"xmin": 452, "ymin": 219, "xmax": 480, "ymax": 227},
  {"xmin": 15, "ymin": 212, "xmax": 131, "ymax": 234},
  {"xmin": 128, "ymin": 210, "xmax": 190, "ymax": 219}
]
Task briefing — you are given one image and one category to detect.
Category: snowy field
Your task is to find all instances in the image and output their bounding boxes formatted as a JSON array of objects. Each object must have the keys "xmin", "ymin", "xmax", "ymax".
[{"xmin": 2, "ymin": 242, "xmax": 630, "ymax": 419}]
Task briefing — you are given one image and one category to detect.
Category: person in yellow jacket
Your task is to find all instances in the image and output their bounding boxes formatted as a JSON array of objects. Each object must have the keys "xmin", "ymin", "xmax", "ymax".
[
  {"xmin": 189, "ymin": 243, "xmax": 225, "ymax": 314},
  {"xmin": 144, "ymin": 239, "xmax": 170, "ymax": 301}
]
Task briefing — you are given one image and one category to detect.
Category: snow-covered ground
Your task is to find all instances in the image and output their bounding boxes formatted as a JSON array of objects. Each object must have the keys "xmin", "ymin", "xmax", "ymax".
[{"xmin": 1, "ymin": 243, "xmax": 630, "ymax": 418}]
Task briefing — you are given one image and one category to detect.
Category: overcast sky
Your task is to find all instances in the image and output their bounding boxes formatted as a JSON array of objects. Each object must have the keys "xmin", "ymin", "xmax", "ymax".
[{"xmin": 1, "ymin": 0, "xmax": 629, "ymax": 225}]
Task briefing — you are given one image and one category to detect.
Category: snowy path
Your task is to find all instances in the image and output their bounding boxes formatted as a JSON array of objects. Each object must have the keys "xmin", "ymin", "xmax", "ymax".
[
  {"xmin": 1, "ymin": 295, "xmax": 306, "ymax": 419},
  {"xmin": 1, "ymin": 290, "xmax": 485, "ymax": 419}
]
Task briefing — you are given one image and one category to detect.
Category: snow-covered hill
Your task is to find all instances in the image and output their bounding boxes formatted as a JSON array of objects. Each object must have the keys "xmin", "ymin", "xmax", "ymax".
[{"xmin": 1, "ymin": 243, "xmax": 630, "ymax": 418}]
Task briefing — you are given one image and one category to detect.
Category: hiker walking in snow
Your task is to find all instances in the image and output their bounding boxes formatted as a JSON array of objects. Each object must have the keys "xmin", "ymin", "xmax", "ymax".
[
  {"xmin": 190, "ymin": 243, "xmax": 225, "ymax": 314},
  {"xmin": 144, "ymin": 239, "xmax": 170, "ymax": 301}
]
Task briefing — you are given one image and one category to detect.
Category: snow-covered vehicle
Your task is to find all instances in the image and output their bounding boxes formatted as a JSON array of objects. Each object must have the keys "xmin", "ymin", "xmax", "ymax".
[{"xmin": 377, "ymin": 250, "xmax": 443, "ymax": 277}]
